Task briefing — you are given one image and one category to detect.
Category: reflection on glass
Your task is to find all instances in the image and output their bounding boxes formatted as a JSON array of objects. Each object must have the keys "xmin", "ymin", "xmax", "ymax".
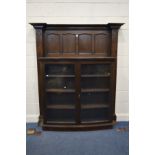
[
  {"xmin": 81, "ymin": 77, "xmax": 110, "ymax": 89},
  {"xmin": 46, "ymin": 93, "xmax": 76, "ymax": 105},
  {"xmin": 81, "ymin": 64, "xmax": 110, "ymax": 75},
  {"xmin": 45, "ymin": 64, "xmax": 74, "ymax": 75},
  {"xmin": 46, "ymin": 109, "xmax": 75, "ymax": 123},
  {"xmin": 81, "ymin": 109, "xmax": 109, "ymax": 122},
  {"xmin": 80, "ymin": 92, "xmax": 109, "ymax": 105},
  {"xmin": 46, "ymin": 77, "xmax": 75, "ymax": 89}
]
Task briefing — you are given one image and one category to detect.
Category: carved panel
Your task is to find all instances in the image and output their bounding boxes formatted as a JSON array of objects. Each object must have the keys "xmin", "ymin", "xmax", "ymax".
[
  {"xmin": 78, "ymin": 34, "xmax": 92, "ymax": 53},
  {"xmin": 94, "ymin": 33, "xmax": 110, "ymax": 55},
  {"xmin": 46, "ymin": 33, "xmax": 60, "ymax": 53},
  {"xmin": 62, "ymin": 33, "xmax": 76, "ymax": 53}
]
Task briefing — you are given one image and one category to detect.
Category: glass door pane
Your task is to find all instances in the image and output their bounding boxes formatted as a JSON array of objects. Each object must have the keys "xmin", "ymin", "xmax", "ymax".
[
  {"xmin": 81, "ymin": 77, "xmax": 110, "ymax": 89},
  {"xmin": 45, "ymin": 64, "xmax": 76, "ymax": 92},
  {"xmin": 80, "ymin": 92, "xmax": 109, "ymax": 108},
  {"xmin": 81, "ymin": 108, "xmax": 110, "ymax": 123},
  {"xmin": 81, "ymin": 64, "xmax": 111, "ymax": 75},
  {"xmin": 46, "ymin": 77, "xmax": 75, "ymax": 89},
  {"xmin": 45, "ymin": 64, "xmax": 74, "ymax": 75},
  {"xmin": 46, "ymin": 109, "xmax": 76, "ymax": 124},
  {"xmin": 80, "ymin": 63, "xmax": 111, "ymax": 123},
  {"xmin": 44, "ymin": 63, "xmax": 76, "ymax": 124}
]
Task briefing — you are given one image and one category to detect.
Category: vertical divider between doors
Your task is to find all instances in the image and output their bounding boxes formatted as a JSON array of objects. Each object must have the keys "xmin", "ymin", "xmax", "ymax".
[{"xmin": 75, "ymin": 62, "xmax": 81, "ymax": 124}]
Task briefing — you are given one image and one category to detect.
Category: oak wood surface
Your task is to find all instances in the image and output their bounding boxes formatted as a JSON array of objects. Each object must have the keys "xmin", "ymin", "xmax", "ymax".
[{"xmin": 30, "ymin": 23, "xmax": 123, "ymax": 130}]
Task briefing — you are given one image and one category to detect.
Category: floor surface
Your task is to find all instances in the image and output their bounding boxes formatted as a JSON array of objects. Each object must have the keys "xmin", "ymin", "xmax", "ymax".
[{"xmin": 26, "ymin": 122, "xmax": 129, "ymax": 155}]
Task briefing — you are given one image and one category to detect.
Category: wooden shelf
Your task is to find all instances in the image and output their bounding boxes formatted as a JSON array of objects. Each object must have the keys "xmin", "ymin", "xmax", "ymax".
[
  {"xmin": 46, "ymin": 88, "xmax": 75, "ymax": 93},
  {"xmin": 45, "ymin": 75, "xmax": 75, "ymax": 78},
  {"xmin": 38, "ymin": 56, "xmax": 116, "ymax": 60},
  {"xmin": 81, "ymin": 88, "xmax": 110, "ymax": 93},
  {"xmin": 46, "ymin": 104, "xmax": 75, "ymax": 109},
  {"xmin": 81, "ymin": 74, "xmax": 110, "ymax": 77},
  {"xmin": 82, "ymin": 104, "xmax": 109, "ymax": 109}
]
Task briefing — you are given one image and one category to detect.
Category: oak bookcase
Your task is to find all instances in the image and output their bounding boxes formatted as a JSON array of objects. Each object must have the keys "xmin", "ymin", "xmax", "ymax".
[{"xmin": 30, "ymin": 23, "xmax": 123, "ymax": 130}]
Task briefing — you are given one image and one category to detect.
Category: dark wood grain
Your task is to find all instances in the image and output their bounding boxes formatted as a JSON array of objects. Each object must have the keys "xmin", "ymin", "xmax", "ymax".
[{"xmin": 30, "ymin": 23, "xmax": 123, "ymax": 131}]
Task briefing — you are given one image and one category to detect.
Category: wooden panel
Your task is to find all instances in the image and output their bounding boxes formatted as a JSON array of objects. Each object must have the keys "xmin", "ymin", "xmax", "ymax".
[
  {"xmin": 62, "ymin": 33, "xmax": 76, "ymax": 53},
  {"xmin": 78, "ymin": 34, "xmax": 92, "ymax": 53},
  {"xmin": 46, "ymin": 33, "xmax": 60, "ymax": 54},
  {"xmin": 94, "ymin": 32, "xmax": 110, "ymax": 55}
]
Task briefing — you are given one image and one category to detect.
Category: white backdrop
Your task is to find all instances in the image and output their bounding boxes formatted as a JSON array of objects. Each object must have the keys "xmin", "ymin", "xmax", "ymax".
[{"xmin": 26, "ymin": 0, "xmax": 129, "ymax": 122}]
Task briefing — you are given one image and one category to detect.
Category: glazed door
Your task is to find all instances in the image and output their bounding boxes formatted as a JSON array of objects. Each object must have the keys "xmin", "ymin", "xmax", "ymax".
[
  {"xmin": 43, "ymin": 62, "xmax": 77, "ymax": 124},
  {"xmin": 79, "ymin": 61, "xmax": 115, "ymax": 124},
  {"xmin": 42, "ymin": 61, "xmax": 115, "ymax": 125}
]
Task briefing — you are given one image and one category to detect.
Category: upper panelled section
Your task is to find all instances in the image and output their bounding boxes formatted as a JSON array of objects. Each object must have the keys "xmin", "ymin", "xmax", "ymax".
[
  {"xmin": 45, "ymin": 31, "xmax": 77, "ymax": 55},
  {"xmin": 44, "ymin": 30, "xmax": 111, "ymax": 56}
]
